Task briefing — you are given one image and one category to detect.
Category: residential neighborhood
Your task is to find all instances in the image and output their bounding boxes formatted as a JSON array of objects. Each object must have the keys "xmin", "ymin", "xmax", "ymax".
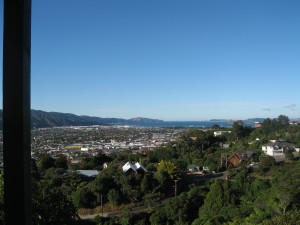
[
  {"xmin": 1, "ymin": 115, "xmax": 300, "ymax": 225},
  {"xmin": 28, "ymin": 125, "xmax": 179, "ymax": 164}
]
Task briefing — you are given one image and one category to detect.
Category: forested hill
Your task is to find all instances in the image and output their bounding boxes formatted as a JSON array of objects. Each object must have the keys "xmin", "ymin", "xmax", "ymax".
[{"xmin": 0, "ymin": 109, "xmax": 163, "ymax": 129}]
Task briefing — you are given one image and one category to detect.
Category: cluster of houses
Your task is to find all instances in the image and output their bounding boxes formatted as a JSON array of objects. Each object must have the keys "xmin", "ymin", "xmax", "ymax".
[
  {"xmin": 227, "ymin": 140, "xmax": 299, "ymax": 167},
  {"xmin": 67, "ymin": 139, "xmax": 300, "ymax": 180},
  {"xmin": 63, "ymin": 133, "xmax": 175, "ymax": 155},
  {"xmin": 187, "ymin": 139, "xmax": 299, "ymax": 173},
  {"xmin": 30, "ymin": 127, "xmax": 178, "ymax": 165}
]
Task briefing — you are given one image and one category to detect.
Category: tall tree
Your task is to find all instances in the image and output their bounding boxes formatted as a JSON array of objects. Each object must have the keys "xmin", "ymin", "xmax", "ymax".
[
  {"xmin": 156, "ymin": 160, "xmax": 177, "ymax": 179},
  {"xmin": 194, "ymin": 179, "xmax": 237, "ymax": 224},
  {"xmin": 277, "ymin": 115, "xmax": 289, "ymax": 127},
  {"xmin": 37, "ymin": 153, "xmax": 55, "ymax": 172},
  {"xmin": 107, "ymin": 189, "xmax": 121, "ymax": 206}
]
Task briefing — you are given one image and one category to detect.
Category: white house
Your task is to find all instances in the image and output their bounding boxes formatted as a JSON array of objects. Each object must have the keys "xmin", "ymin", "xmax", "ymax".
[
  {"xmin": 262, "ymin": 140, "xmax": 297, "ymax": 156},
  {"xmin": 122, "ymin": 162, "xmax": 147, "ymax": 174}
]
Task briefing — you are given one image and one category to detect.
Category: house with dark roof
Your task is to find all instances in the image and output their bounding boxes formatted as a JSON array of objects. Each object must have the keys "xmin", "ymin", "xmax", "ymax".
[
  {"xmin": 227, "ymin": 150, "xmax": 254, "ymax": 167},
  {"xmin": 262, "ymin": 140, "xmax": 298, "ymax": 156}
]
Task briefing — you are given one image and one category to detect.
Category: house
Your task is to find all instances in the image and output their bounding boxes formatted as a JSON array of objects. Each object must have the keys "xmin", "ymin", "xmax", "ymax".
[
  {"xmin": 289, "ymin": 121, "xmax": 300, "ymax": 126},
  {"xmin": 254, "ymin": 122, "xmax": 262, "ymax": 128},
  {"xmin": 202, "ymin": 166, "xmax": 210, "ymax": 173},
  {"xmin": 262, "ymin": 140, "xmax": 297, "ymax": 156},
  {"xmin": 122, "ymin": 162, "xmax": 147, "ymax": 175},
  {"xmin": 190, "ymin": 136, "xmax": 197, "ymax": 141},
  {"xmin": 187, "ymin": 165, "xmax": 201, "ymax": 173},
  {"xmin": 227, "ymin": 150, "xmax": 254, "ymax": 167},
  {"xmin": 220, "ymin": 143, "xmax": 230, "ymax": 149}
]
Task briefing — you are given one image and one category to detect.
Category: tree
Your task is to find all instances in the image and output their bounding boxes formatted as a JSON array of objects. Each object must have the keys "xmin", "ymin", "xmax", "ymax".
[
  {"xmin": 259, "ymin": 155, "xmax": 276, "ymax": 170},
  {"xmin": 197, "ymin": 179, "xmax": 237, "ymax": 224},
  {"xmin": 90, "ymin": 169, "xmax": 118, "ymax": 197},
  {"xmin": 149, "ymin": 207, "xmax": 168, "ymax": 225},
  {"xmin": 37, "ymin": 153, "xmax": 55, "ymax": 172},
  {"xmin": 91, "ymin": 152, "xmax": 112, "ymax": 169},
  {"xmin": 118, "ymin": 208, "xmax": 132, "ymax": 225},
  {"xmin": 144, "ymin": 192, "xmax": 162, "ymax": 210},
  {"xmin": 140, "ymin": 174, "xmax": 152, "ymax": 194},
  {"xmin": 157, "ymin": 160, "xmax": 177, "ymax": 179},
  {"xmin": 107, "ymin": 189, "xmax": 120, "ymax": 206},
  {"xmin": 128, "ymin": 189, "xmax": 141, "ymax": 203},
  {"xmin": 164, "ymin": 195, "xmax": 189, "ymax": 225},
  {"xmin": 32, "ymin": 188, "xmax": 78, "ymax": 225},
  {"xmin": 277, "ymin": 115, "xmax": 289, "ymax": 127},
  {"xmin": 188, "ymin": 129, "xmax": 211, "ymax": 153},
  {"xmin": 72, "ymin": 187, "xmax": 96, "ymax": 208},
  {"xmin": 285, "ymin": 151, "xmax": 294, "ymax": 161},
  {"xmin": 263, "ymin": 209, "xmax": 300, "ymax": 225},
  {"xmin": 55, "ymin": 154, "xmax": 68, "ymax": 169},
  {"xmin": 231, "ymin": 122, "xmax": 244, "ymax": 141}
]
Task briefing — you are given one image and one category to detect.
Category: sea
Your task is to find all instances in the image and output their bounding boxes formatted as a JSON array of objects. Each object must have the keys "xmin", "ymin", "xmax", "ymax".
[{"xmin": 115, "ymin": 121, "xmax": 255, "ymax": 128}]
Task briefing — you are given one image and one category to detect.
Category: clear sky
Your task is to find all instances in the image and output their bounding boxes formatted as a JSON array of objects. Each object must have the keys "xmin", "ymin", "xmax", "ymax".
[{"xmin": 1, "ymin": 0, "xmax": 300, "ymax": 121}]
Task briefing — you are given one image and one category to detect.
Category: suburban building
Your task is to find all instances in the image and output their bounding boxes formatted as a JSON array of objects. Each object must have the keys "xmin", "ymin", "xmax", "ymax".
[
  {"xmin": 227, "ymin": 150, "xmax": 254, "ymax": 167},
  {"xmin": 254, "ymin": 122, "xmax": 262, "ymax": 128},
  {"xmin": 122, "ymin": 162, "xmax": 147, "ymax": 174},
  {"xmin": 76, "ymin": 170, "xmax": 99, "ymax": 178},
  {"xmin": 187, "ymin": 165, "xmax": 201, "ymax": 173},
  {"xmin": 262, "ymin": 140, "xmax": 298, "ymax": 156}
]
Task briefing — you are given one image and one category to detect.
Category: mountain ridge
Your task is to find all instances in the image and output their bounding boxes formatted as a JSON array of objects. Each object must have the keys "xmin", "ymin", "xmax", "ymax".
[{"xmin": 0, "ymin": 109, "xmax": 164, "ymax": 129}]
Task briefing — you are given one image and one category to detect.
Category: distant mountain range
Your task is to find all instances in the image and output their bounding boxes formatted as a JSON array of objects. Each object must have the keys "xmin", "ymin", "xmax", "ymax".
[
  {"xmin": 0, "ymin": 109, "xmax": 297, "ymax": 129},
  {"xmin": 0, "ymin": 109, "xmax": 164, "ymax": 129}
]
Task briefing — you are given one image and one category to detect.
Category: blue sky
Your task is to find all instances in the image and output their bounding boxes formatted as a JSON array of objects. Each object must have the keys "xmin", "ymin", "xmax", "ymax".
[{"xmin": 1, "ymin": 0, "xmax": 300, "ymax": 121}]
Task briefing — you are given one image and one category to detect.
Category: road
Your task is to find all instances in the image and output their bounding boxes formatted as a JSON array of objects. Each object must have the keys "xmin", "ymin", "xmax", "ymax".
[{"xmin": 79, "ymin": 204, "xmax": 148, "ymax": 220}]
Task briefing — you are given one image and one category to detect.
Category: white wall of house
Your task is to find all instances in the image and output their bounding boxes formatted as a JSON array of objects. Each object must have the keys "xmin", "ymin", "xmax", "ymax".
[{"xmin": 262, "ymin": 145, "xmax": 284, "ymax": 156}]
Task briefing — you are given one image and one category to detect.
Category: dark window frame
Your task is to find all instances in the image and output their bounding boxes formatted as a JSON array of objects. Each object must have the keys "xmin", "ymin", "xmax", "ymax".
[{"xmin": 3, "ymin": 0, "xmax": 32, "ymax": 224}]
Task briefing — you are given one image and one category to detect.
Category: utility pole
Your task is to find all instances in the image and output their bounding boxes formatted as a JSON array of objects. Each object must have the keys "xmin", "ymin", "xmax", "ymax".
[
  {"xmin": 174, "ymin": 180, "xmax": 178, "ymax": 197},
  {"xmin": 221, "ymin": 153, "xmax": 228, "ymax": 168},
  {"xmin": 101, "ymin": 194, "xmax": 103, "ymax": 217},
  {"xmin": 226, "ymin": 154, "xmax": 228, "ymax": 169}
]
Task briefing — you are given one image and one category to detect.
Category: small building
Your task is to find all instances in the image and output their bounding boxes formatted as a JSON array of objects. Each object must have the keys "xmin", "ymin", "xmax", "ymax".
[
  {"xmin": 190, "ymin": 137, "xmax": 197, "ymax": 141},
  {"xmin": 220, "ymin": 143, "xmax": 230, "ymax": 149},
  {"xmin": 227, "ymin": 150, "xmax": 254, "ymax": 167},
  {"xmin": 187, "ymin": 165, "xmax": 201, "ymax": 173},
  {"xmin": 289, "ymin": 121, "xmax": 300, "ymax": 126},
  {"xmin": 80, "ymin": 147, "xmax": 89, "ymax": 151},
  {"xmin": 76, "ymin": 170, "xmax": 99, "ymax": 178},
  {"xmin": 254, "ymin": 122, "xmax": 262, "ymax": 128}
]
